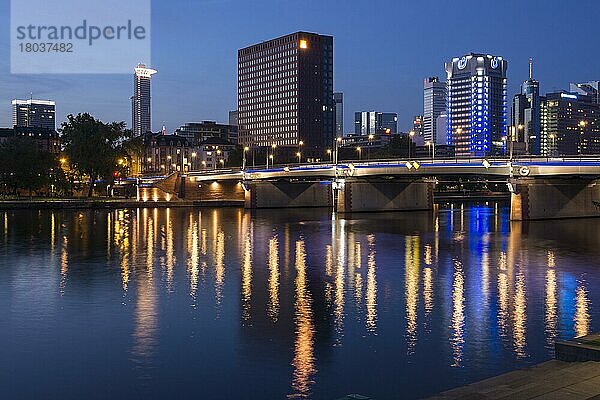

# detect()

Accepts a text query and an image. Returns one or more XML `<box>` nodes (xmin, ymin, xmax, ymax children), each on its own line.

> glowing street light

<box><xmin>356</xmin><ymin>146</ymin><xmax>362</xmax><ymax>161</ymax></box>
<box><xmin>242</xmin><ymin>146</ymin><xmax>250</xmax><ymax>170</ymax></box>
<box><xmin>408</xmin><ymin>130</ymin><xmax>415</xmax><ymax>159</ymax></box>
<box><xmin>326</xmin><ymin>148</ymin><xmax>332</xmax><ymax>162</ymax></box>
<box><xmin>296</xmin><ymin>152</ymin><xmax>302</xmax><ymax>163</ymax></box>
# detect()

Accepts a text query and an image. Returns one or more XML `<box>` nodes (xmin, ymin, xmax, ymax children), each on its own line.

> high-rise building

<box><xmin>541</xmin><ymin>91</ymin><xmax>600</xmax><ymax>155</ymax></box>
<box><xmin>333</xmin><ymin>92</ymin><xmax>344</xmax><ymax>137</ymax></box>
<box><xmin>238</xmin><ymin>32</ymin><xmax>334</xmax><ymax>157</ymax></box>
<box><xmin>355</xmin><ymin>111</ymin><xmax>397</xmax><ymax>135</ymax></box>
<box><xmin>11</xmin><ymin>99</ymin><xmax>56</xmax><ymax>129</ymax></box>
<box><xmin>423</xmin><ymin>77</ymin><xmax>446</xmax><ymax>144</ymax></box>
<box><xmin>228</xmin><ymin>110</ymin><xmax>238</xmax><ymax>127</ymax></box>
<box><xmin>512</xmin><ymin>59</ymin><xmax>542</xmax><ymax>154</ymax></box>
<box><xmin>570</xmin><ymin>81</ymin><xmax>600</xmax><ymax>104</ymax></box>
<box><xmin>435</xmin><ymin>114</ymin><xmax>448</xmax><ymax>145</ymax></box>
<box><xmin>131</xmin><ymin>63</ymin><xmax>157</xmax><ymax>136</ymax></box>
<box><xmin>413</xmin><ymin>115</ymin><xmax>424</xmax><ymax>136</ymax></box>
<box><xmin>445</xmin><ymin>53</ymin><xmax>508</xmax><ymax>157</ymax></box>
<box><xmin>174</xmin><ymin>121</ymin><xmax>238</xmax><ymax>146</ymax></box>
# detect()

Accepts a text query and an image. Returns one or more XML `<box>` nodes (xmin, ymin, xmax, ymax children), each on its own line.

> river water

<box><xmin>1</xmin><ymin>204</ymin><xmax>599</xmax><ymax>399</ymax></box>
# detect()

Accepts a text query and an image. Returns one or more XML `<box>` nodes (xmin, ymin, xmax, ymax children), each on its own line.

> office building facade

<box><xmin>334</xmin><ymin>92</ymin><xmax>344</xmax><ymax>137</ymax></box>
<box><xmin>355</xmin><ymin>111</ymin><xmax>398</xmax><ymax>135</ymax></box>
<box><xmin>512</xmin><ymin>59</ymin><xmax>542</xmax><ymax>154</ymax></box>
<box><xmin>238</xmin><ymin>32</ymin><xmax>334</xmax><ymax>157</ymax></box>
<box><xmin>570</xmin><ymin>81</ymin><xmax>600</xmax><ymax>104</ymax></box>
<box><xmin>11</xmin><ymin>99</ymin><xmax>56</xmax><ymax>129</ymax></box>
<box><xmin>445</xmin><ymin>53</ymin><xmax>508</xmax><ymax>157</ymax></box>
<box><xmin>228</xmin><ymin>110</ymin><xmax>238</xmax><ymax>127</ymax></box>
<box><xmin>174</xmin><ymin>121</ymin><xmax>238</xmax><ymax>146</ymax></box>
<box><xmin>132</xmin><ymin>64</ymin><xmax>157</xmax><ymax>136</ymax></box>
<box><xmin>413</xmin><ymin>115</ymin><xmax>424</xmax><ymax>136</ymax></box>
<box><xmin>423</xmin><ymin>77</ymin><xmax>446</xmax><ymax>144</ymax></box>
<box><xmin>541</xmin><ymin>91</ymin><xmax>600</xmax><ymax>155</ymax></box>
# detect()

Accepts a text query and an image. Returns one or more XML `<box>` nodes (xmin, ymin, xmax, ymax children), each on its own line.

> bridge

<box><xmin>143</xmin><ymin>157</ymin><xmax>600</xmax><ymax>221</ymax></box>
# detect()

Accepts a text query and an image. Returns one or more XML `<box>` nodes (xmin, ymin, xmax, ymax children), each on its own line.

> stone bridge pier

<box><xmin>243</xmin><ymin>180</ymin><xmax>333</xmax><ymax>209</ymax></box>
<box><xmin>510</xmin><ymin>177</ymin><xmax>600</xmax><ymax>220</ymax></box>
<box><xmin>335</xmin><ymin>177</ymin><xmax>434</xmax><ymax>213</ymax></box>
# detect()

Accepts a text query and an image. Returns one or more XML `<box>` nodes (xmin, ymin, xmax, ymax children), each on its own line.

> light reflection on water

<box><xmin>1</xmin><ymin>204</ymin><xmax>599</xmax><ymax>399</ymax></box>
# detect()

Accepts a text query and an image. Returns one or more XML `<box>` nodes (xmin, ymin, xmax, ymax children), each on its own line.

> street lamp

<box><xmin>334</xmin><ymin>136</ymin><xmax>342</xmax><ymax>166</ymax></box>
<box><xmin>298</xmin><ymin>140</ymin><xmax>304</xmax><ymax>162</ymax></box>
<box><xmin>219</xmin><ymin>159</ymin><xmax>225</xmax><ymax>168</ymax></box>
<box><xmin>408</xmin><ymin>130</ymin><xmax>415</xmax><ymax>159</ymax></box>
<box><xmin>202</xmin><ymin>160</ymin><xmax>207</xmax><ymax>169</ymax></box>
<box><xmin>243</xmin><ymin>146</ymin><xmax>250</xmax><ymax>170</ymax></box>
<box><xmin>271</xmin><ymin>143</ymin><xmax>277</xmax><ymax>166</ymax></box>
<box><xmin>326</xmin><ymin>148</ymin><xmax>332</xmax><ymax>162</ymax></box>
<box><xmin>356</xmin><ymin>146</ymin><xmax>362</xmax><ymax>161</ymax></box>
<box><xmin>368</xmin><ymin>134</ymin><xmax>374</xmax><ymax>160</ymax></box>
<box><xmin>296</xmin><ymin>152</ymin><xmax>302</xmax><ymax>163</ymax></box>
<box><xmin>425</xmin><ymin>140</ymin><xmax>435</xmax><ymax>161</ymax></box>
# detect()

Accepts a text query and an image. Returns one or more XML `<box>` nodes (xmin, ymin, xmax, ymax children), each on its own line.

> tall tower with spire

<box><xmin>512</xmin><ymin>58</ymin><xmax>542</xmax><ymax>155</ymax></box>
<box><xmin>131</xmin><ymin>63</ymin><xmax>157</xmax><ymax>136</ymax></box>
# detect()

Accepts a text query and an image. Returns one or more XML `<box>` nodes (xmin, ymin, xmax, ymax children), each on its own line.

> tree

<box><xmin>0</xmin><ymin>138</ymin><xmax>57</xmax><ymax>196</ymax></box>
<box><xmin>60</xmin><ymin>113</ymin><xmax>129</xmax><ymax>197</ymax></box>
<box><xmin>120</xmin><ymin>133</ymin><xmax>144</xmax><ymax>175</ymax></box>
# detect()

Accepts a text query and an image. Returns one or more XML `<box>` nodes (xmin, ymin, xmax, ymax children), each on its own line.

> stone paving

<box><xmin>426</xmin><ymin>360</ymin><xmax>600</xmax><ymax>400</ymax></box>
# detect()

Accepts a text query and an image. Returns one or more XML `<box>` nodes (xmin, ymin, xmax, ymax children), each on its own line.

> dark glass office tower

<box><xmin>238</xmin><ymin>32</ymin><xmax>334</xmax><ymax>158</ymax></box>
<box><xmin>334</xmin><ymin>92</ymin><xmax>344</xmax><ymax>137</ymax></box>
<box><xmin>512</xmin><ymin>59</ymin><xmax>542</xmax><ymax>155</ymax></box>
<box><xmin>445</xmin><ymin>53</ymin><xmax>508</xmax><ymax>157</ymax></box>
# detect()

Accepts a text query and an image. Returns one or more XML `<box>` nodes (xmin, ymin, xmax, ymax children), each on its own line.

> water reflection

<box><xmin>575</xmin><ymin>279</ymin><xmax>590</xmax><ymax>338</ymax></box>
<box><xmin>1</xmin><ymin>204</ymin><xmax>598</xmax><ymax>400</ymax></box>
<box><xmin>290</xmin><ymin>240</ymin><xmax>316</xmax><ymax>399</ymax></box>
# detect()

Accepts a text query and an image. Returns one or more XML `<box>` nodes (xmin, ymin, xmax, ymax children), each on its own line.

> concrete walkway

<box><xmin>426</xmin><ymin>360</ymin><xmax>600</xmax><ymax>400</ymax></box>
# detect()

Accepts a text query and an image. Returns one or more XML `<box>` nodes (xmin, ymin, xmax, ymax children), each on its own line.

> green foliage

<box><xmin>0</xmin><ymin>137</ymin><xmax>59</xmax><ymax>196</ymax></box>
<box><xmin>60</xmin><ymin>113</ymin><xmax>129</xmax><ymax>196</ymax></box>
<box><xmin>226</xmin><ymin>145</ymin><xmax>244</xmax><ymax>167</ymax></box>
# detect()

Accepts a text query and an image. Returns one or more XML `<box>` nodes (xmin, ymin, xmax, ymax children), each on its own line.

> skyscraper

<box><xmin>413</xmin><ymin>115</ymin><xmax>424</xmax><ymax>136</ymax></box>
<box><xmin>541</xmin><ymin>91</ymin><xmax>600</xmax><ymax>155</ymax></box>
<box><xmin>228</xmin><ymin>110</ymin><xmax>238</xmax><ymax>127</ymax></box>
<box><xmin>131</xmin><ymin>63</ymin><xmax>157</xmax><ymax>136</ymax></box>
<box><xmin>445</xmin><ymin>53</ymin><xmax>508</xmax><ymax>157</ymax></box>
<box><xmin>512</xmin><ymin>59</ymin><xmax>542</xmax><ymax>154</ymax></box>
<box><xmin>11</xmin><ymin>99</ymin><xmax>56</xmax><ymax>129</ymax></box>
<box><xmin>423</xmin><ymin>77</ymin><xmax>446</xmax><ymax>144</ymax></box>
<box><xmin>238</xmin><ymin>32</ymin><xmax>334</xmax><ymax>157</ymax></box>
<box><xmin>570</xmin><ymin>81</ymin><xmax>600</xmax><ymax>104</ymax></box>
<box><xmin>355</xmin><ymin>111</ymin><xmax>397</xmax><ymax>135</ymax></box>
<box><xmin>333</xmin><ymin>92</ymin><xmax>344</xmax><ymax>137</ymax></box>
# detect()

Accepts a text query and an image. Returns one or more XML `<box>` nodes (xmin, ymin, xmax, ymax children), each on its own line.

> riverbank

<box><xmin>426</xmin><ymin>334</ymin><xmax>600</xmax><ymax>399</ymax></box>
<box><xmin>0</xmin><ymin>198</ymin><xmax>244</xmax><ymax>209</ymax></box>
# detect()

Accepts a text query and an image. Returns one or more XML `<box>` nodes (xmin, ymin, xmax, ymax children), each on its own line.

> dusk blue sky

<box><xmin>1</xmin><ymin>0</ymin><xmax>598</xmax><ymax>133</ymax></box>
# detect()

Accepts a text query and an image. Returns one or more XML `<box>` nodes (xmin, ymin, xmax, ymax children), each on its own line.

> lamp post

<box><xmin>356</xmin><ymin>146</ymin><xmax>362</xmax><ymax>161</ymax></box>
<box><xmin>191</xmin><ymin>152</ymin><xmax>197</xmax><ymax>171</ymax></box>
<box><xmin>367</xmin><ymin>134</ymin><xmax>374</xmax><ymax>160</ymax></box>
<box><xmin>334</xmin><ymin>137</ymin><xmax>342</xmax><ymax>166</ymax></box>
<box><xmin>298</xmin><ymin>140</ymin><xmax>304</xmax><ymax>163</ymax></box>
<box><xmin>242</xmin><ymin>146</ymin><xmax>249</xmax><ymax>171</ymax></box>
<box><xmin>202</xmin><ymin>161</ymin><xmax>207</xmax><ymax>170</ymax></box>
<box><xmin>271</xmin><ymin>143</ymin><xmax>277</xmax><ymax>166</ymax></box>
<box><xmin>408</xmin><ymin>130</ymin><xmax>415</xmax><ymax>159</ymax></box>
<box><xmin>426</xmin><ymin>141</ymin><xmax>435</xmax><ymax>162</ymax></box>
<box><xmin>326</xmin><ymin>149</ymin><xmax>332</xmax><ymax>162</ymax></box>
<box><xmin>296</xmin><ymin>152</ymin><xmax>301</xmax><ymax>164</ymax></box>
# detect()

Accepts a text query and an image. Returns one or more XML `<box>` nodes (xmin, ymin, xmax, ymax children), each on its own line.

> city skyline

<box><xmin>0</xmin><ymin>0</ymin><xmax>598</xmax><ymax>134</ymax></box>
